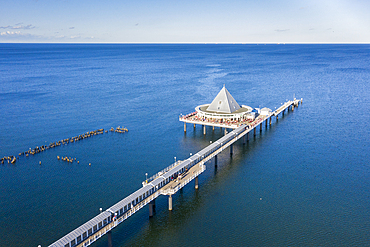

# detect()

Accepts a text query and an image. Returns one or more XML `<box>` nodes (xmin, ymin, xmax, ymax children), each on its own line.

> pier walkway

<box><xmin>48</xmin><ymin>98</ymin><xmax>301</xmax><ymax>247</ymax></box>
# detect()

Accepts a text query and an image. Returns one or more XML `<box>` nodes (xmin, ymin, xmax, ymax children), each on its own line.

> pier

<box><xmin>48</xmin><ymin>97</ymin><xmax>301</xmax><ymax>247</ymax></box>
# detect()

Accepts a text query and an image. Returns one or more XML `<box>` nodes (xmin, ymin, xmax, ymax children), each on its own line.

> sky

<box><xmin>0</xmin><ymin>0</ymin><xmax>369</xmax><ymax>43</ymax></box>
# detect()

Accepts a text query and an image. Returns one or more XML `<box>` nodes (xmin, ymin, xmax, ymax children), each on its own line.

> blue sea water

<box><xmin>0</xmin><ymin>44</ymin><xmax>370</xmax><ymax>247</ymax></box>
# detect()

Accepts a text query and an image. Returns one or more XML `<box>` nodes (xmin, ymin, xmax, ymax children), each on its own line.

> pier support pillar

<box><xmin>269</xmin><ymin>117</ymin><xmax>272</xmax><ymax>125</ymax></box>
<box><xmin>203</xmin><ymin>125</ymin><xmax>206</xmax><ymax>135</ymax></box>
<box><xmin>283</xmin><ymin>110</ymin><xmax>284</xmax><ymax>116</ymax></box>
<box><xmin>194</xmin><ymin>124</ymin><xmax>196</xmax><ymax>128</ymax></box>
<box><xmin>213</xmin><ymin>126</ymin><xmax>215</xmax><ymax>131</ymax></box>
<box><xmin>108</xmin><ymin>231</ymin><xmax>113</xmax><ymax>247</ymax></box>
<box><xmin>195</xmin><ymin>177</ymin><xmax>199</xmax><ymax>190</ymax></box>
<box><xmin>254</xmin><ymin>127</ymin><xmax>256</xmax><ymax>136</ymax></box>
<box><xmin>224</xmin><ymin>128</ymin><xmax>227</xmax><ymax>135</ymax></box>
<box><xmin>230</xmin><ymin>144</ymin><xmax>233</xmax><ymax>155</ymax></box>
<box><xmin>168</xmin><ymin>195</ymin><xmax>173</xmax><ymax>211</ymax></box>
<box><xmin>184</xmin><ymin>123</ymin><xmax>186</xmax><ymax>132</ymax></box>
<box><xmin>243</xmin><ymin>135</ymin><xmax>246</xmax><ymax>144</ymax></box>
<box><xmin>149</xmin><ymin>200</ymin><xmax>155</xmax><ymax>217</ymax></box>
<box><xmin>247</xmin><ymin>132</ymin><xmax>249</xmax><ymax>142</ymax></box>
<box><xmin>265</xmin><ymin>119</ymin><xmax>268</xmax><ymax>127</ymax></box>
<box><xmin>215</xmin><ymin>155</ymin><xmax>218</xmax><ymax>166</ymax></box>
<box><xmin>276</xmin><ymin>114</ymin><xmax>278</xmax><ymax>120</ymax></box>
<box><xmin>292</xmin><ymin>105</ymin><xmax>295</xmax><ymax>111</ymax></box>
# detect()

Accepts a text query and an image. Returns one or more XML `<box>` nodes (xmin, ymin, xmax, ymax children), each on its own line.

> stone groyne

<box><xmin>1</xmin><ymin>126</ymin><xmax>128</xmax><ymax>165</ymax></box>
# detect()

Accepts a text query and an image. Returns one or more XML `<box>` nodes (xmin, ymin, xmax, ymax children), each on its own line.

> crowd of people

<box><xmin>180</xmin><ymin>111</ymin><xmax>257</xmax><ymax>127</ymax></box>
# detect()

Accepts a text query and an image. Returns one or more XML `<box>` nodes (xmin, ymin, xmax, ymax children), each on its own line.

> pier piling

<box><xmin>168</xmin><ymin>195</ymin><xmax>173</xmax><ymax>211</ymax></box>
<box><xmin>108</xmin><ymin>231</ymin><xmax>112</xmax><ymax>247</ymax></box>
<box><xmin>195</xmin><ymin>177</ymin><xmax>199</xmax><ymax>190</ymax></box>
<box><xmin>149</xmin><ymin>199</ymin><xmax>156</xmax><ymax>217</ymax></box>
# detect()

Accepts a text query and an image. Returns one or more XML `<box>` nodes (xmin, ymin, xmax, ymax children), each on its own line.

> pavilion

<box><xmin>195</xmin><ymin>85</ymin><xmax>253</xmax><ymax>122</ymax></box>
<box><xmin>180</xmin><ymin>86</ymin><xmax>259</xmax><ymax>133</ymax></box>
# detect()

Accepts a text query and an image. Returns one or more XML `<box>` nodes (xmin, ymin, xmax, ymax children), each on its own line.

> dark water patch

<box><xmin>336</xmin><ymin>67</ymin><xmax>370</xmax><ymax>73</ymax></box>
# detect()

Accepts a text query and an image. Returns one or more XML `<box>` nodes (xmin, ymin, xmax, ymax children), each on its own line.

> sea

<box><xmin>0</xmin><ymin>44</ymin><xmax>369</xmax><ymax>247</ymax></box>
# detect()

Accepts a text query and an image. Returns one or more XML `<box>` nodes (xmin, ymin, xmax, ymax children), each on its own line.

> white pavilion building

<box><xmin>195</xmin><ymin>86</ymin><xmax>253</xmax><ymax>122</ymax></box>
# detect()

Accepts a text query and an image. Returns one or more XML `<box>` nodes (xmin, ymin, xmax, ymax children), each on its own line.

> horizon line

<box><xmin>1</xmin><ymin>42</ymin><xmax>370</xmax><ymax>45</ymax></box>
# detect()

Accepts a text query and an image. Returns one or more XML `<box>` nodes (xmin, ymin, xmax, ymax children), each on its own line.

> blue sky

<box><xmin>1</xmin><ymin>0</ymin><xmax>369</xmax><ymax>43</ymax></box>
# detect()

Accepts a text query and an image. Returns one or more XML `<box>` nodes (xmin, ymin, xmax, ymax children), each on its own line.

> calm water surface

<box><xmin>0</xmin><ymin>44</ymin><xmax>369</xmax><ymax>247</ymax></box>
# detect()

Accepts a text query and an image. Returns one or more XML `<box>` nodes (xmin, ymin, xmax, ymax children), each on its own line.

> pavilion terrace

<box><xmin>179</xmin><ymin>86</ymin><xmax>268</xmax><ymax>132</ymax></box>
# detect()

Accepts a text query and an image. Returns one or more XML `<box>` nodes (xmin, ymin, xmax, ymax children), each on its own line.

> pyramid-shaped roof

<box><xmin>206</xmin><ymin>86</ymin><xmax>241</xmax><ymax>113</ymax></box>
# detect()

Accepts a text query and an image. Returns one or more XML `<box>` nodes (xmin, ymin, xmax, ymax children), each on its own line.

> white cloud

<box><xmin>275</xmin><ymin>29</ymin><xmax>290</xmax><ymax>32</ymax></box>
<box><xmin>0</xmin><ymin>24</ymin><xmax>35</xmax><ymax>30</ymax></box>
<box><xmin>12</xmin><ymin>24</ymin><xmax>35</xmax><ymax>29</ymax></box>
<box><xmin>0</xmin><ymin>25</ymin><xmax>97</xmax><ymax>42</ymax></box>
<box><xmin>0</xmin><ymin>30</ymin><xmax>43</xmax><ymax>41</ymax></box>
<box><xmin>1</xmin><ymin>31</ymin><xmax>22</xmax><ymax>36</ymax></box>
